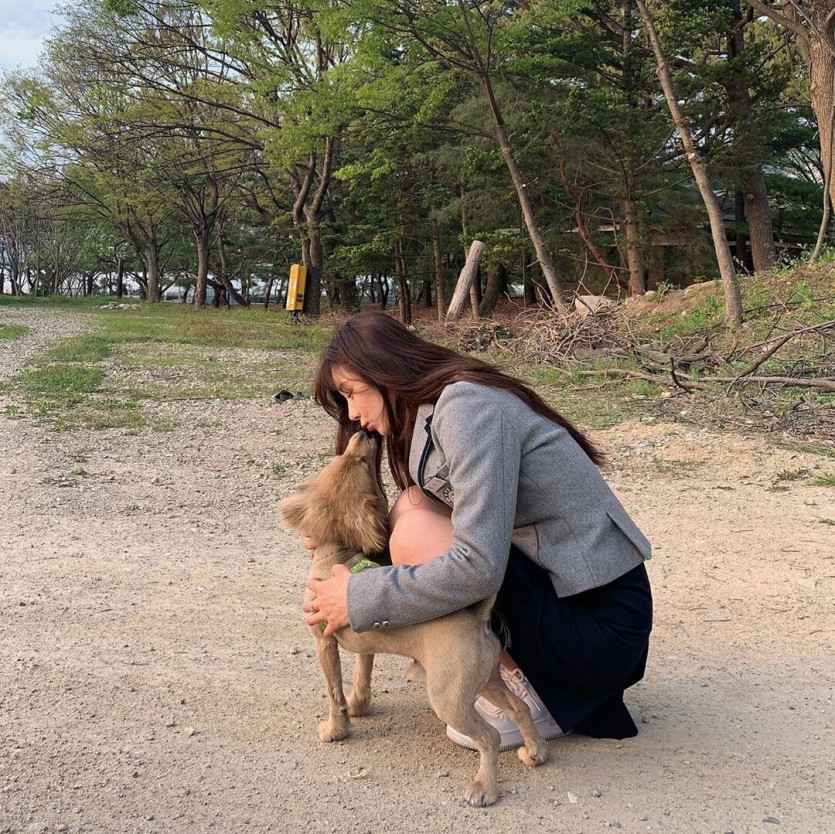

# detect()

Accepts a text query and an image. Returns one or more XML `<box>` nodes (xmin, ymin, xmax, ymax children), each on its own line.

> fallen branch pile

<box><xmin>444</xmin><ymin>309</ymin><xmax>835</xmax><ymax>395</ymax></box>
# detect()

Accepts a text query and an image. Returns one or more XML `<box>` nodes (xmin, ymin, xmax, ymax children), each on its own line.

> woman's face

<box><xmin>331</xmin><ymin>365</ymin><xmax>391</xmax><ymax>437</ymax></box>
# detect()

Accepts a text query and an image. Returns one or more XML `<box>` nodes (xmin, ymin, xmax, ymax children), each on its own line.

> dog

<box><xmin>280</xmin><ymin>430</ymin><xmax>547</xmax><ymax>807</ymax></box>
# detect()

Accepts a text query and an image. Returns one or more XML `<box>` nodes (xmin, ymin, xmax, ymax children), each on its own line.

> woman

<box><xmin>302</xmin><ymin>312</ymin><xmax>652</xmax><ymax>747</ymax></box>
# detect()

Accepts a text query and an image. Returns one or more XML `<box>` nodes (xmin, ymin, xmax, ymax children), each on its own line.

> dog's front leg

<box><xmin>347</xmin><ymin>653</ymin><xmax>374</xmax><ymax>716</ymax></box>
<box><xmin>315</xmin><ymin>635</ymin><xmax>351</xmax><ymax>742</ymax></box>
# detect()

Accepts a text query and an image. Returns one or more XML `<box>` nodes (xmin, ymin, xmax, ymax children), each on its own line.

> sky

<box><xmin>0</xmin><ymin>1</ymin><xmax>66</xmax><ymax>73</ymax></box>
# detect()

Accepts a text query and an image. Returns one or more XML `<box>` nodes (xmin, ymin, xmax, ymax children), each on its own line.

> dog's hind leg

<box><xmin>315</xmin><ymin>636</ymin><xmax>351</xmax><ymax>742</ymax></box>
<box><xmin>427</xmin><ymin>674</ymin><xmax>501</xmax><ymax>807</ymax></box>
<box><xmin>479</xmin><ymin>668</ymin><xmax>548</xmax><ymax>768</ymax></box>
<box><xmin>348</xmin><ymin>653</ymin><xmax>374</xmax><ymax>716</ymax></box>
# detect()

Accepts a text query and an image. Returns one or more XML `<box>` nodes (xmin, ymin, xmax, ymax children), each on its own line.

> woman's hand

<box><xmin>304</xmin><ymin>564</ymin><xmax>351</xmax><ymax>637</ymax></box>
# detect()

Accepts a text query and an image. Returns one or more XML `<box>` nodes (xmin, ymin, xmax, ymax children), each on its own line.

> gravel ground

<box><xmin>1</xmin><ymin>307</ymin><xmax>833</xmax><ymax>834</ymax></box>
<box><xmin>0</xmin><ymin>307</ymin><xmax>91</xmax><ymax>380</ymax></box>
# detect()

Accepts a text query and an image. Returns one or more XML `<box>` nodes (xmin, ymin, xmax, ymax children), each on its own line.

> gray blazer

<box><xmin>347</xmin><ymin>382</ymin><xmax>650</xmax><ymax>632</ymax></box>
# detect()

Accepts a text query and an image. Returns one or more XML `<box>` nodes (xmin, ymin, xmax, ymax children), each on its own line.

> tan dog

<box><xmin>280</xmin><ymin>430</ymin><xmax>547</xmax><ymax>807</ymax></box>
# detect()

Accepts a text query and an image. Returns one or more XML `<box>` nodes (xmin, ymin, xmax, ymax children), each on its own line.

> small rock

<box><xmin>567</xmin><ymin>791</ymin><xmax>579</xmax><ymax>803</ymax></box>
<box><xmin>592</xmin><ymin>787</ymin><xmax>602</xmax><ymax>797</ymax></box>
<box><xmin>437</xmin><ymin>770</ymin><xmax>449</xmax><ymax>778</ymax></box>
<box><xmin>184</xmin><ymin>726</ymin><xmax>196</xmax><ymax>737</ymax></box>
<box><xmin>763</xmin><ymin>817</ymin><xmax>780</xmax><ymax>826</ymax></box>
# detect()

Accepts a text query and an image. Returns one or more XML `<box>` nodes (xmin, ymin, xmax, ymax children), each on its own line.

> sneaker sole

<box><xmin>446</xmin><ymin>724</ymin><xmax>568</xmax><ymax>752</ymax></box>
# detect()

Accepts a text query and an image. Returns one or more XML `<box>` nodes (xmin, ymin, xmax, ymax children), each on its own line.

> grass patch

<box><xmin>811</xmin><ymin>471</ymin><xmax>835</xmax><ymax>487</ymax></box>
<box><xmin>0</xmin><ymin>324</ymin><xmax>29</xmax><ymax>340</ymax></box>
<box><xmin>775</xmin><ymin>468</ymin><xmax>811</xmax><ymax>482</ymax></box>
<box><xmin>18</xmin><ymin>365</ymin><xmax>104</xmax><ymax>398</ymax></box>
<box><xmin>97</xmin><ymin>304</ymin><xmax>332</xmax><ymax>352</ymax></box>
<box><xmin>630</xmin><ymin>378</ymin><xmax>663</xmax><ymax>397</ymax></box>
<box><xmin>4</xmin><ymin>301</ymin><xmax>332</xmax><ymax>430</ymax></box>
<box><xmin>45</xmin><ymin>335</ymin><xmax>112</xmax><ymax>363</ymax></box>
<box><xmin>151</xmin><ymin>416</ymin><xmax>180</xmax><ymax>432</ymax></box>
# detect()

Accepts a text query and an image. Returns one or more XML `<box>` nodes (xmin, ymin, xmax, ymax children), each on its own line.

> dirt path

<box><xmin>1</xmin><ymin>310</ymin><xmax>833</xmax><ymax>834</ymax></box>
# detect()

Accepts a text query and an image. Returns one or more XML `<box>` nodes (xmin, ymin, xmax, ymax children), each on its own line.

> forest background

<box><xmin>1</xmin><ymin>0</ymin><xmax>834</xmax><ymax>321</ymax></box>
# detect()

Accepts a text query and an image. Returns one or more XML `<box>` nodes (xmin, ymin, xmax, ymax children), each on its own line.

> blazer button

<box><xmin>373</xmin><ymin>622</ymin><xmax>382</xmax><ymax>630</ymax></box>
<box><xmin>382</xmin><ymin>621</ymin><xmax>392</xmax><ymax>629</ymax></box>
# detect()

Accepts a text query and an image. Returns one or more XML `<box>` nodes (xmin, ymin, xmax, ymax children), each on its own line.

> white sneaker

<box><xmin>446</xmin><ymin>666</ymin><xmax>566</xmax><ymax>752</ymax></box>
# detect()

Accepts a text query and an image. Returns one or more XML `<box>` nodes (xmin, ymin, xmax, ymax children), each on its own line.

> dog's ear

<box><xmin>350</xmin><ymin>495</ymin><xmax>389</xmax><ymax>555</ymax></box>
<box><xmin>279</xmin><ymin>488</ymin><xmax>310</xmax><ymax>533</ymax></box>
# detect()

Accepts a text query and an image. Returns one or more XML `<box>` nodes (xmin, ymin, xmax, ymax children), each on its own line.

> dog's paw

<box><xmin>318</xmin><ymin>721</ymin><xmax>350</xmax><ymax>743</ymax></box>
<box><xmin>347</xmin><ymin>694</ymin><xmax>370</xmax><ymax>716</ymax></box>
<box><xmin>517</xmin><ymin>743</ymin><xmax>548</xmax><ymax>767</ymax></box>
<box><xmin>464</xmin><ymin>779</ymin><xmax>499</xmax><ymax>807</ymax></box>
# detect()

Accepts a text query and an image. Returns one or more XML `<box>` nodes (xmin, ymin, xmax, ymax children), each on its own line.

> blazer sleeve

<box><xmin>347</xmin><ymin>384</ymin><xmax>521</xmax><ymax>632</ymax></box>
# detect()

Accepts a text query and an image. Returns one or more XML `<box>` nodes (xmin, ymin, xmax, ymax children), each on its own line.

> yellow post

<box><xmin>285</xmin><ymin>264</ymin><xmax>307</xmax><ymax>312</ymax></box>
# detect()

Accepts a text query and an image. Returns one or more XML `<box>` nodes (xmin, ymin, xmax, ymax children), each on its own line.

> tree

<box><xmin>746</xmin><ymin>2</ymin><xmax>835</xmax><ymax>212</ymax></box>
<box><xmin>636</xmin><ymin>0</ymin><xmax>744</xmax><ymax>327</ymax></box>
<box><xmin>342</xmin><ymin>0</ymin><xmax>574</xmax><ymax>308</ymax></box>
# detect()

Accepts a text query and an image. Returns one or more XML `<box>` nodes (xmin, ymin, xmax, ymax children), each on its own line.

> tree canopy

<box><xmin>0</xmin><ymin>0</ymin><xmax>830</xmax><ymax>318</ymax></box>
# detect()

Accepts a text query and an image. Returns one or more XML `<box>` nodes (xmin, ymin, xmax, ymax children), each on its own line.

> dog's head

<box><xmin>280</xmin><ymin>430</ymin><xmax>389</xmax><ymax>555</ymax></box>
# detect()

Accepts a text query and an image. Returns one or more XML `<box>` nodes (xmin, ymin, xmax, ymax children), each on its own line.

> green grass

<box><xmin>18</xmin><ymin>365</ymin><xmax>104</xmax><ymax>397</ymax></box>
<box><xmin>45</xmin><ymin>335</ymin><xmax>112</xmax><ymax>362</ymax></box>
<box><xmin>4</xmin><ymin>300</ymin><xmax>331</xmax><ymax>431</ymax></box>
<box><xmin>811</xmin><ymin>471</ymin><xmax>835</xmax><ymax>487</ymax></box>
<box><xmin>0</xmin><ymin>324</ymin><xmax>29</xmax><ymax>340</ymax></box>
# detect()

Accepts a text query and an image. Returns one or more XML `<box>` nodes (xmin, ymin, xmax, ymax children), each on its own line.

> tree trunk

<box><xmin>376</xmin><ymin>273</ymin><xmax>389</xmax><ymax>309</ymax></box>
<box><xmin>193</xmin><ymin>224</ymin><xmax>211</xmax><ymax>308</ymax></box>
<box><xmin>116</xmin><ymin>256</ymin><xmax>124</xmax><ymax>299</ymax></box>
<box><xmin>215</xmin><ymin>218</ymin><xmax>250</xmax><ymax>307</ymax></box>
<box><xmin>422</xmin><ymin>277</ymin><xmax>433</xmax><ymax>308</ymax></box>
<box><xmin>729</xmin><ymin>0</ymin><xmax>775</xmax><ymax>271</ymax></box>
<box><xmin>637</xmin><ymin>0</ymin><xmax>743</xmax><ymax>327</ymax></box>
<box><xmin>481</xmin><ymin>82</ymin><xmax>568</xmax><ymax>309</ymax></box>
<box><xmin>735</xmin><ymin>190</ymin><xmax>748</xmax><ymax>266</ymax></box>
<box><xmin>746</xmin><ymin>1</ymin><xmax>835</xmax><ymax>210</ymax></box>
<box><xmin>430</xmin><ymin>218</ymin><xmax>446</xmax><ymax>320</ymax></box>
<box><xmin>622</xmin><ymin>196</ymin><xmax>646</xmax><ymax>294</ymax></box>
<box><xmin>479</xmin><ymin>262</ymin><xmax>501</xmax><ymax>317</ymax></box>
<box><xmin>394</xmin><ymin>240</ymin><xmax>412</xmax><ymax>324</ymax></box>
<box><xmin>809</xmin><ymin>37</ymin><xmax>835</xmax><ymax>213</ymax></box>
<box><xmin>469</xmin><ymin>269</ymin><xmax>482</xmax><ymax>318</ymax></box>
<box><xmin>144</xmin><ymin>243</ymin><xmax>161</xmax><ymax>303</ymax></box>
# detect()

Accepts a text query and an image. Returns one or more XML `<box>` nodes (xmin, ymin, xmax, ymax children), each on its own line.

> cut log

<box><xmin>446</xmin><ymin>240</ymin><xmax>486</xmax><ymax>322</ymax></box>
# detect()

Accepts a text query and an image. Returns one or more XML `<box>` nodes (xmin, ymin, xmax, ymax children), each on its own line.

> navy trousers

<box><xmin>493</xmin><ymin>547</ymin><xmax>652</xmax><ymax>739</ymax></box>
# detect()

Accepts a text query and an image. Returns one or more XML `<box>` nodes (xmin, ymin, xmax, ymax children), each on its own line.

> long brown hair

<box><xmin>314</xmin><ymin>312</ymin><xmax>602</xmax><ymax>490</ymax></box>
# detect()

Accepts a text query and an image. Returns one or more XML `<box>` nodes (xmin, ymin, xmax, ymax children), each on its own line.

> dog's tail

<box><xmin>470</xmin><ymin>593</ymin><xmax>498</xmax><ymax>630</ymax></box>
<box><xmin>470</xmin><ymin>594</ymin><xmax>515</xmax><ymax>650</ymax></box>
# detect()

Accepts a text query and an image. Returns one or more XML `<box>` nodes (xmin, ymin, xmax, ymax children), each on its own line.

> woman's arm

<box><xmin>347</xmin><ymin>383</ymin><xmax>523</xmax><ymax>631</ymax></box>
